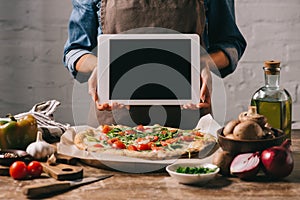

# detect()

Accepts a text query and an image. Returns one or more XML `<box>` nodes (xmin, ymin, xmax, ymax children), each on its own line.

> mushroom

<box><xmin>233</xmin><ymin>120</ymin><xmax>264</xmax><ymax>140</ymax></box>
<box><xmin>223</xmin><ymin>120</ymin><xmax>240</xmax><ymax>136</ymax></box>
<box><xmin>213</xmin><ymin>150</ymin><xmax>235</xmax><ymax>176</ymax></box>
<box><xmin>238</xmin><ymin>106</ymin><xmax>267</xmax><ymax>127</ymax></box>
<box><xmin>262</xmin><ymin>126</ymin><xmax>276</xmax><ymax>139</ymax></box>
<box><xmin>225</xmin><ymin>134</ymin><xmax>235</xmax><ymax>140</ymax></box>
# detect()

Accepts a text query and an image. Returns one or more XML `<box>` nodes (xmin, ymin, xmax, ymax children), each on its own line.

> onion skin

<box><xmin>230</xmin><ymin>152</ymin><xmax>260</xmax><ymax>180</ymax></box>
<box><xmin>261</xmin><ymin>139</ymin><xmax>294</xmax><ymax>179</ymax></box>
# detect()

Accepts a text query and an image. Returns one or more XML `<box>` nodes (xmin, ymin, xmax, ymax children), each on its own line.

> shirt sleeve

<box><xmin>63</xmin><ymin>0</ymin><xmax>100</xmax><ymax>78</ymax></box>
<box><xmin>205</xmin><ymin>0</ymin><xmax>247</xmax><ymax>78</ymax></box>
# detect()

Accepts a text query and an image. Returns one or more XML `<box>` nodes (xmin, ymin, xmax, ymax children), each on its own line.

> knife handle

<box><xmin>23</xmin><ymin>181</ymin><xmax>71</xmax><ymax>197</ymax></box>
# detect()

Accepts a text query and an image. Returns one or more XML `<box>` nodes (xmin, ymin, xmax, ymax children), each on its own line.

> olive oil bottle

<box><xmin>251</xmin><ymin>61</ymin><xmax>292</xmax><ymax>138</ymax></box>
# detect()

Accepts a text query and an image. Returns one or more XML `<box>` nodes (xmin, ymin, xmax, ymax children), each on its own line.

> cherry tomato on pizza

<box><xmin>136</xmin><ymin>125</ymin><xmax>145</xmax><ymax>131</ymax></box>
<box><xmin>137</xmin><ymin>143</ymin><xmax>151</xmax><ymax>151</ymax></box>
<box><xmin>127</xmin><ymin>145</ymin><xmax>138</xmax><ymax>151</ymax></box>
<box><xmin>102</xmin><ymin>125</ymin><xmax>111</xmax><ymax>134</ymax></box>
<box><xmin>107</xmin><ymin>138</ymin><xmax>119</xmax><ymax>145</ymax></box>
<box><xmin>112</xmin><ymin>141</ymin><xmax>126</xmax><ymax>149</ymax></box>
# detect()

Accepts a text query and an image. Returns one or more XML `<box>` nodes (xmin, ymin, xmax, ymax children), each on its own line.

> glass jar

<box><xmin>251</xmin><ymin>60</ymin><xmax>292</xmax><ymax>138</ymax></box>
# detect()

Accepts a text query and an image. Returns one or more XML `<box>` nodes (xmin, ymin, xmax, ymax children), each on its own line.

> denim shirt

<box><xmin>63</xmin><ymin>0</ymin><xmax>246</xmax><ymax>79</ymax></box>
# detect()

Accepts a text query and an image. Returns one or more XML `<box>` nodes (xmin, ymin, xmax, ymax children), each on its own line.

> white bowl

<box><xmin>166</xmin><ymin>163</ymin><xmax>219</xmax><ymax>185</ymax></box>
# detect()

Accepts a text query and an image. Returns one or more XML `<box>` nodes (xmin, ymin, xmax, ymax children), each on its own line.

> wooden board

<box><xmin>0</xmin><ymin>165</ymin><xmax>9</xmax><ymax>176</ymax></box>
<box><xmin>41</xmin><ymin>162</ymin><xmax>83</xmax><ymax>180</ymax></box>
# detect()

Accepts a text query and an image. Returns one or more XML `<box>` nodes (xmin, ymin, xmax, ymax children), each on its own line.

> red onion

<box><xmin>261</xmin><ymin>139</ymin><xmax>294</xmax><ymax>179</ymax></box>
<box><xmin>230</xmin><ymin>152</ymin><xmax>260</xmax><ymax>180</ymax></box>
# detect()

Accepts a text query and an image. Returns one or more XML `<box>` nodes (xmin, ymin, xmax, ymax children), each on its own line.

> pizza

<box><xmin>74</xmin><ymin>124</ymin><xmax>217</xmax><ymax>160</ymax></box>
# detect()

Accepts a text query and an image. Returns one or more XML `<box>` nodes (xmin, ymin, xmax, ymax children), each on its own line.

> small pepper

<box><xmin>0</xmin><ymin>114</ymin><xmax>38</xmax><ymax>150</ymax></box>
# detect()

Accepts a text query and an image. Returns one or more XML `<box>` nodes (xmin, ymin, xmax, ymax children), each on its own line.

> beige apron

<box><xmin>90</xmin><ymin>0</ymin><xmax>211</xmax><ymax>129</ymax></box>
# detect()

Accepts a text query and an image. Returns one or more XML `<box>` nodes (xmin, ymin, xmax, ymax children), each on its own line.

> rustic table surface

<box><xmin>1</xmin><ymin>130</ymin><xmax>300</xmax><ymax>200</ymax></box>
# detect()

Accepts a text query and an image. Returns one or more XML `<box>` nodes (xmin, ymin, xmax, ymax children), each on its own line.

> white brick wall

<box><xmin>225</xmin><ymin>0</ymin><xmax>300</xmax><ymax>124</ymax></box>
<box><xmin>0</xmin><ymin>0</ymin><xmax>299</xmax><ymax>126</ymax></box>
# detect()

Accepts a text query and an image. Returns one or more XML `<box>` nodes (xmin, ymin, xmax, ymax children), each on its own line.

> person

<box><xmin>63</xmin><ymin>0</ymin><xmax>246</xmax><ymax>128</ymax></box>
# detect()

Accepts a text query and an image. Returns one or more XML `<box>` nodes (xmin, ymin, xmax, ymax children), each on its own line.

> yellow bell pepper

<box><xmin>0</xmin><ymin>114</ymin><xmax>38</xmax><ymax>150</ymax></box>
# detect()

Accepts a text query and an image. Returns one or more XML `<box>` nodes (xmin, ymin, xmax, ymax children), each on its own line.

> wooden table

<box><xmin>1</xmin><ymin>130</ymin><xmax>300</xmax><ymax>200</ymax></box>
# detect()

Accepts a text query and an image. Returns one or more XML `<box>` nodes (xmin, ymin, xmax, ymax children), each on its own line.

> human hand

<box><xmin>88</xmin><ymin>67</ymin><xmax>127</xmax><ymax>111</ymax></box>
<box><xmin>182</xmin><ymin>56</ymin><xmax>212</xmax><ymax>110</ymax></box>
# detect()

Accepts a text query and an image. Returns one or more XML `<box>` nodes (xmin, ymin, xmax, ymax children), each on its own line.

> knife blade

<box><xmin>23</xmin><ymin>174</ymin><xmax>113</xmax><ymax>198</ymax></box>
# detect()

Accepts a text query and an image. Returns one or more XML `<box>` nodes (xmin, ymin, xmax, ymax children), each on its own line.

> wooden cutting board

<box><xmin>0</xmin><ymin>165</ymin><xmax>9</xmax><ymax>176</ymax></box>
<box><xmin>41</xmin><ymin>162</ymin><xmax>83</xmax><ymax>180</ymax></box>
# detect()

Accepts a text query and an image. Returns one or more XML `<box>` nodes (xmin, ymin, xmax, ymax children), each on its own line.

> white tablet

<box><xmin>97</xmin><ymin>34</ymin><xmax>200</xmax><ymax>105</ymax></box>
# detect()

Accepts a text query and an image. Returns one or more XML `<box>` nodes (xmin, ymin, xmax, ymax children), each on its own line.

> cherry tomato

<box><xmin>170</xmin><ymin>129</ymin><xmax>178</xmax><ymax>133</ymax></box>
<box><xmin>151</xmin><ymin>146</ymin><xmax>163</xmax><ymax>152</ymax></box>
<box><xmin>137</xmin><ymin>143</ymin><xmax>151</xmax><ymax>151</ymax></box>
<box><xmin>93</xmin><ymin>143</ymin><xmax>104</xmax><ymax>148</ymax></box>
<box><xmin>127</xmin><ymin>145</ymin><xmax>138</xmax><ymax>151</ymax></box>
<box><xmin>112</xmin><ymin>141</ymin><xmax>126</xmax><ymax>149</ymax></box>
<box><xmin>147</xmin><ymin>142</ymin><xmax>156</xmax><ymax>149</ymax></box>
<box><xmin>9</xmin><ymin>161</ymin><xmax>28</xmax><ymax>180</ymax></box>
<box><xmin>194</xmin><ymin>131</ymin><xmax>203</xmax><ymax>137</ymax></box>
<box><xmin>125</xmin><ymin>130</ymin><xmax>136</xmax><ymax>135</ymax></box>
<box><xmin>27</xmin><ymin>161</ymin><xmax>43</xmax><ymax>178</ymax></box>
<box><xmin>161</xmin><ymin>130</ymin><xmax>167</xmax><ymax>135</ymax></box>
<box><xmin>165</xmin><ymin>138</ymin><xmax>178</xmax><ymax>144</ymax></box>
<box><xmin>118</xmin><ymin>131</ymin><xmax>125</xmax><ymax>136</ymax></box>
<box><xmin>160</xmin><ymin>141</ymin><xmax>168</xmax><ymax>146</ymax></box>
<box><xmin>102</xmin><ymin>125</ymin><xmax>111</xmax><ymax>134</ymax></box>
<box><xmin>136</xmin><ymin>125</ymin><xmax>145</xmax><ymax>131</ymax></box>
<box><xmin>136</xmin><ymin>138</ymin><xmax>145</xmax><ymax>143</ymax></box>
<box><xmin>181</xmin><ymin>135</ymin><xmax>194</xmax><ymax>142</ymax></box>
<box><xmin>108</xmin><ymin>138</ymin><xmax>119</xmax><ymax>145</ymax></box>
<box><xmin>151</xmin><ymin>136</ymin><xmax>159</xmax><ymax>142</ymax></box>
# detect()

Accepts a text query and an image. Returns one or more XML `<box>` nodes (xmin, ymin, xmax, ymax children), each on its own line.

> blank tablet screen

<box><xmin>109</xmin><ymin>39</ymin><xmax>191</xmax><ymax>100</ymax></box>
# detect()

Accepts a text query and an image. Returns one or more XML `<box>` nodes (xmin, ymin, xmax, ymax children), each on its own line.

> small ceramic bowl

<box><xmin>217</xmin><ymin>127</ymin><xmax>287</xmax><ymax>154</ymax></box>
<box><xmin>166</xmin><ymin>163</ymin><xmax>219</xmax><ymax>185</ymax></box>
<box><xmin>0</xmin><ymin>149</ymin><xmax>32</xmax><ymax>166</ymax></box>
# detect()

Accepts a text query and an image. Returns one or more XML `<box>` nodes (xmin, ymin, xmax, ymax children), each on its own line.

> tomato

<box><xmin>151</xmin><ymin>146</ymin><xmax>163</xmax><ymax>152</ymax></box>
<box><xmin>161</xmin><ymin>130</ymin><xmax>167</xmax><ymax>135</ymax></box>
<box><xmin>9</xmin><ymin>161</ymin><xmax>28</xmax><ymax>180</ymax></box>
<box><xmin>195</xmin><ymin>131</ymin><xmax>203</xmax><ymax>137</ymax></box>
<box><xmin>181</xmin><ymin>135</ymin><xmax>194</xmax><ymax>142</ymax></box>
<box><xmin>108</xmin><ymin>138</ymin><xmax>119</xmax><ymax>145</ymax></box>
<box><xmin>93</xmin><ymin>143</ymin><xmax>104</xmax><ymax>148</ymax></box>
<box><xmin>118</xmin><ymin>131</ymin><xmax>125</xmax><ymax>136</ymax></box>
<box><xmin>102</xmin><ymin>125</ymin><xmax>111</xmax><ymax>134</ymax></box>
<box><xmin>125</xmin><ymin>130</ymin><xmax>136</xmax><ymax>135</ymax></box>
<box><xmin>147</xmin><ymin>142</ymin><xmax>156</xmax><ymax>149</ymax></box>
<box><xmin>165</xmin><ymin>138</ymin><xmax>178</xmax><ymax>144</ymax></box>
<box><xmin>112</xmin><ymin>141</ymin><xmax>126</xmax><ymax>149</ymax></box>
<box><xmin>151</xmin><ymin>136</ymin><xmax>159</xmax><ymax>142</ymax></box>
<box><xmin>136</xmin><ymin>138</ymin><xmax>145</xmax><ymax>143</ymax></box>
<box><xmin>160</xmin><ymin>141</ymin><xmax>168</xmax><ymax>146</ymax></box>
<box><xmin>136</xmin><ymin>125</ymin><xmax>145</xmax><ymax>131</ymax></box>
<box><xmin>127</xmin><ymin>145</ymin><xmax>138</xmax><ymax>151</ymax></box>
<box><xmin>137</xmin><ymin>143</ymin><xmax>151</xmax><ymax>151</ymax></box>
<box><xmin>27</xmin><ymin>161</ymin><xmax>43</xmax><ymax>178</ymax></box>
<box><xmin>170</xmin><ymin>129</ymin><xmax>178</xmax><ymax>133</ymax></box>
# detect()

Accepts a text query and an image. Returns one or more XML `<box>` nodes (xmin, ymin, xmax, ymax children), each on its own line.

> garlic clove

<box><xmin>26</xmin><ymin>131</ymin><xmax>56</xmax><ymax>160</ymax></box>
<box><xmin>47</xmin><ymin>154</ymin><xmax>57</xmax><ymax>166</ymax></box>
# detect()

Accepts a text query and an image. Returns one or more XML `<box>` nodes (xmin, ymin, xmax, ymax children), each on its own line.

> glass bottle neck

<box><xmin>264</xmin><ymin>73</ymin><xmax>280</xmax><ymax>88</ymax></box>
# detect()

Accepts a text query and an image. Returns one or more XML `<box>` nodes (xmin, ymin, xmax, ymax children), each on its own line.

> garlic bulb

<box><xmin>26</xmin><ymin>131</ymin><xmax>56</xmax><ymax>160</ymax></box>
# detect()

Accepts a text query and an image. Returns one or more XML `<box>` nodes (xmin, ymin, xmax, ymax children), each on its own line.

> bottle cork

<box><xmin>264</xmin><ymin>60</ymin><xmax>280</xmax><ymax>75</ymax></box>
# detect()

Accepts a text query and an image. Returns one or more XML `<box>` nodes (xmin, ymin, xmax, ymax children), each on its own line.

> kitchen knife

<box><xmin>23</xmin><ymin>174</ymin><xmax>113</xmax><ymax>198</ymax></box>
